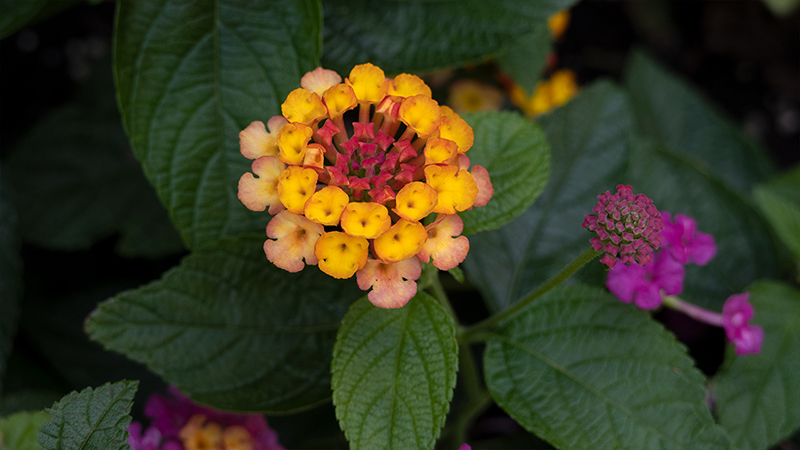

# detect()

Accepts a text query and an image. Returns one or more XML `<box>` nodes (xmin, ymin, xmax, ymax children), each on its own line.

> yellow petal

<box><xmin>340</xmin><ymin>202</ymin><xmax>391</xmax><ymax>239</ymax></box>
<box><xmin>373</xmin><ymin>219</ymin><xmax>427</xmax><ymax>262</ymax></box>
<box><xmin>394</xmin><ymin>181</ymin><xmax>438</xmax><ymax>222</ymax></box>
<box><xmin>315</xmin><ymin>231</ymin><xmax>369</xmax><ymax>279</ymax></box>
<box><xmin>388</xmin><ymin>73</ymin><xmax>432</xmax><ymax>98</ymax></box>
<box><xmin>304</xmin><ymin>186</ymin><xmax>349</xmax><ymax>226</ymax></box>
<box><xmin>399</xmin><ymin>95</ymin><xmax>441</xmax><ymax>138</ymax></box>
<box><xmin>277</xmin><ymin>166</ymin><xmax>318</xmax><ymax>214</ymax></box>
<box><xmin>424</xmin><ymin>165</ymin><xmax>478</xmax><ymax>214</ymax></box>
<box><xmin>323</xmin><ymin>84</ymin><xmax>358</xmax><ymax>118</ymax></box>
<box><xmin>281</xmin><ymin>88</ymin><xmax>327</xmax><ymax>125</ymax></box>
<box><xmin>346</xmin><ymin>63</ymin><xmax>390</xmax><ymax>103</ymax></box>
<box><xmin>437</xmin><ymin>106</ymin><xmax>474</xmax><ymax>153</ymax></box>
<box><xmin>277</xmin><ymin>122</ymin><xmax>314</xmax><ymax>165</ymax></box>
<box><xmin>423</xmin><ymin>137</ymin><xmax>458</xmax><ymax>165</ymax></box>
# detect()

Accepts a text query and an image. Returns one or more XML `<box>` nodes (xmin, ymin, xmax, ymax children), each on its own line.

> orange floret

<box><xmin>180</xmin><ymin>415</ymin><xmax>222</xmax><ymax>450</ymax></box>
<box><xmin>417</xmin><ymin>214</ymin><xmax>469</xmax><ymax>270</ymax></box>
<box><xmin>239</xmin><ymin>116</ymin><xmax>288</xmax><ymax>159</ymax></box>
<box><xmin>301</xmin><ymin>67</ymin><xmax>342</xmax><ymax>96</ymax></box>
<box><xmin>303</xmin><ymin>143</ymin><xmax>325</xmax><ymax>171</ymax></box>
<box><xmin>222</xmin><ymin>426</ymin><xmax>254</xmax><ymax>450</ymax></box>
<box><xmin>388</xmin><ymin>74</ymin><xmax>432</xmax><ymax>99</ymax></box>
<box><xmin>394</xmin><ymin>181</ymin><xmax>438</xmax><ymax>222</ymax></box>
<box><xmin>315</xmin><ymin>231</ymin><xmax>369</xmax><ymax>279</ymax></box>
<box><xmin>277</xmin><ymin>122</ymin><xmax>314</xmax><ymax>165</ymax></box>
<box><xmin>277</xmin><ymin>166</ymin><xmax>318</xmax><ymax>214</ymax></box>
<box><xmin>323</xmin><ymin>84</ymin><xmax>358</xmax><ymax>118</ymax></box>
<box><xmin>548</xmin><ymin>10</ymin><xmax>570</xmax><ymax>40</ymax></box>
<box><xmin>304</xmin><ymin>186</ymin><xmax>349</xmax><ymax>226</ymax></box>
<box><xmin>340</xmin><ymin>202</ymin><xmax>391</xmax><ymax>239</ymax></box>
<box><xmin>424</xmin><ymin>165</ymin><xmax>478</xmax><ymax>214</ymax></box>
<box><xmin>356</xmin><ymin>257</ymin><xmax>422</xmax><ymax>309</ymax></box>
<box><xmin>263</xmin><ymin>211</ymin><xmax>323</xmax><ymax>273</ymax></box>
<box><xmin>373</xmin><ymin>219</ymin><xmax>428</xmax><ymax>262</ymax></box>
<box><xmin>423</xmin><ymin>137</ymin><xmax>458</xmax><ymax>165</ymax></box>
<box><xmin>346</xmin><ymin>63</ymin><xmax>390</xmax><ymax>103</ymax></box>
<box><xmin>237</xmin><ymin>156</ymin><xmax>285</xmax><ymax>214</ymax></box>
<box><xmin>399</xmin><ymin>95</ymin><xmax>442</xmax><ymax>138</ymax></box>
<box><xmin>281</xmin><ymin>88</ymin><xmax>327</xmax><ymax>125</ymax></box>
<box><xmin>437</xmin><ymin>106</ymin><xmax>474</xmax><ymax>153</ymax></box>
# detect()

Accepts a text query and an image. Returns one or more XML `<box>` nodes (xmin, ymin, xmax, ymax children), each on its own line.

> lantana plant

<box><xmin>3</xmin><ymin>2</ymin><xmax>800</xmax><ymax>450</ymax></box>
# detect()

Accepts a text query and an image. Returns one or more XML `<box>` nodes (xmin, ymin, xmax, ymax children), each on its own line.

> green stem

<box><xmin>452</xmin><ymin>340</ymin><xmax>492</xmax><ymax>446</ymax></box>
<box><xmin>422</xmin><ymin>263</ymin><xmax>458</xmax><ymax>320</ymax></box>
<box><xmin>461</xmin><ymin>246</ymin><xmax>602</xmax><ymax>337</ymax></box>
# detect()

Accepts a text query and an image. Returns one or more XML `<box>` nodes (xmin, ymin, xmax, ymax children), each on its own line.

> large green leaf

<box><xmin>713</xmin><ymin>280</ymin><xmax>800</xmax><ymax>450</ymax></box>
<box><xmin>628</xmin><ymin>137</ymin><xmax>777</xmax><ymax>310</ymax></box>
<box><xmin>6</xmin><ymin>99</ymin><xmax>184</xmax><ymax>258</ymax></box>
<box><xmin>496</xmin><ymin>24</ymin><xmax>551</xmax><ymax>96</ymax></box>
<box><xmin>625</xmin><ymin>51</ymin><xmax>773</xmax><ymax>195</ymax></box>
<box><xmin>38</xmin><ymin>381</ymin><xmax>137</xmax><ymax>450</ymax></box>
<box><xmin>0</xmin><ymin>176</ymin><xmax>22</xmax><ymax>394</ymax></box>
<box><xmin>484</xmin><ymin>284</ymin><xmax>731</xmax><ymax>450</ymax></box>
<box><xmin>115</xmin><ymin>0</ymin><xmax>322</xmax><ymax>250</ymax></box>
<box><xmin>459</xmin><ymin>111</ymin><xmax>550</xmax><ymax>236</ymax></box>
<box><xmin>331</xmin><ymin>293</ymin><xmax>458</xmax><ymax>450</ymax></box>
<box><xmin>86</xmin><ymin>236</ymin><xmax>361</xmax><ymax>413</ymax></box>
<box><xmin>753</xmin><ymin>165</ymin><xmax>800</xmax><ymax>260</ymax></box>
<box><xmin>0</xmin><ymin>411</ymin><xmax>47</xmax><ymax>450</ymax></box>
<box><xmin>321</xmin><ymin>0</ymin><xmax>578</xmax><ymax>74</ymax></box>
<box><xmin>463</xmin><ymin>81</ymin><xmax>629</xmax><ymax>311</ymax></box>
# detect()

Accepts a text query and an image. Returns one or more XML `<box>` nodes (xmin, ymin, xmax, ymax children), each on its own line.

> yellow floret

<box><xmin>304</xmin><ymin>186</ymin><xmax>349</xmax><ymax>226</ymax></box>
<box><xmin>389</xmin><ymin>74</ymin><xmax>432</xmax><ymax>98</ymax></box>
<box><xmin>277</xmin><ymin>122</ymin><xmax>314</xmax><ymax>165</ymax></box>
<box><xmin>437</xmin><ymin>106</ymin><xmax>474</xmax><ymax>153</ymax></box>
<box><xmin>346</xmin><ymin>63</ymin><xmax>389</xmax><ymax>103</ymax></box>
<box><xmin>323</xmin><ymin>84</ymin><xmax>358</xmax><ymax>118</ymax></box>
<box><xmin>281</xmin><ymin>88</ymin><xmax>327</xmax><ymax>124</ymax></box>
<box><xmin>315</xmin><ymin>231</ymin><xmax>369</xmax><ymax>279</ymax></box>
<box><xmin>394</xmin><ymin>182</ymin><xmax>438</xmax><ymax>222</ymax></box>
<box><xmin>423</xmin><ymin>137</ymin><xmax>458</xmax><ymax>165</ymax></box>
<box><xmin>340</xmin><ymin>202</ymin><xmax>392</xmax><ymax>239</ymax></box>
<box><xmin>277</xmin><ymin>166</ymin><xmax>318</xmax><ymax>214</ymax></box>
<box><xmin>399</xmin><ymin>95</ymin><xmax>442</xmax><ymax>138</ymax></box>
<box><xmin>424</xmin><ymin>165</ymin><xmax>478</xmax><ymax>214</ymax></box>
<box><xmin>373</xmin><ymin>219</ymin><xmax>428</xmax><ymax>263</ymax></box>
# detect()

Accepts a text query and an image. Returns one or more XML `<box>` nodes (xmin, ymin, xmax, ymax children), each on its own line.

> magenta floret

<box><xmin>583</xmin><ymin>185</ymin><xmax>663</xmax><ymax>268</ymax></box>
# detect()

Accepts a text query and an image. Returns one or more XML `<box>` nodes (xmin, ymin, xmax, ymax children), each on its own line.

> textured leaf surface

<box><xmin>496</xmin><ymin>24</ymin><xmax>551</xmax><ymax>96</ymax></box>
<box><xmin>115</xmin><ymin>0</ymin><xmax>321</xmax><ymax>250</ymax></box>
<box><xmin>321</xmin><ymin>0</ymin><xmax>578</xmax><ymax>74</ymax></box>
<box><xmin>459</xmin><ymin>111</ymin><xmax>550</xmax><ymax>235</ymax></box>
<box><xmin>0</xmin><ymin>177</ymin><xmax>22</xmax><ymax>394</ymax></box>
<box><xmin>6</xmin><ymin>92</ymin><xmax>184</xmax><ymax>258</ymax></box>
<box><xmin>625</xmin><ymin>51</ymin><xmax>772</xmax><ymax>195</ymax></box>
<box><xmin>463</xmin><ymin>81</ymin><xmax>628</xmax><ymax>311</ymax></box>
<box><xmin>38</xmin><ymin>380</ymin><xmax>137</xmax><ymax>450</ymax></box>
<box><xmin>332</xmin><ymin>293</ymin><xmax>458</xmax><ymax>450</ymax></box>
<box><xmin>753</xmin><ymin>165</ymin><xmax>800</xmax><ymax>260</ymax></box>
<box><xmin>87</xmin><ymin>236</ymin><xmax>361</xmax><ymax>413</ymax></box>
<box><xmin>0</xmin><ymin>411</ymin><xmax>47</xmax><ymax>450</ymax></box>
<box><xmin>714</xmin><ymin>280</ymin><xmax>800</xmax><ymax>450</ymax></box>
<box><xmin>628</xmin><ymin>137</ymin><xmax>777</xmax><ymax>310</ymax></box>
<box><xmin>484</xmin><ymin>284</ymin><xmax>731</xmax><ymax>450</ymax></box>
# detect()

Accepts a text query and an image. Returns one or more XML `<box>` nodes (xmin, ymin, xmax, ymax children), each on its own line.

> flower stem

<box><xmin>452</xmin><ymin>340</ymin><xmax>492</xmax><ymax>446</ymax></box>
<box><xmin>662</xmin><ymin>295</ymin><xmax>723</xmax><ymax>326</ymax></box>
<box><xmin>461</xmin><ymin>246</ymin><xmax>602</xmax><ymax>337</ymax></box>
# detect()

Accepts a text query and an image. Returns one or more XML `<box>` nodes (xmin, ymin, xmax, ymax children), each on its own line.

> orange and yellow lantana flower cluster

<box><xmin>237</xmin><ymin>64</ymin><xmax>493</xmax><ymax>309</ymax></box>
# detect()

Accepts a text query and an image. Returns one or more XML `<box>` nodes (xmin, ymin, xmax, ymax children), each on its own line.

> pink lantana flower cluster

<box><xmin>127</xmin><ymin>387</ymin><xmax>284</xmax><ymax>450</ymax></box>
<box><xmin>604</xmin><ymin>210</ymin><xmax>763</xmax><ymax>355</ymax></box>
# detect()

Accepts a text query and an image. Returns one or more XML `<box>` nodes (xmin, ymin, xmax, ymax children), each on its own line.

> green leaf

<box><xmin>38</xmin><ymin>381</ymin><xmax>137</xmax><ymax>450</ymax></box>
<box><xmin>6</xmin><ymin>99</ymin><xmax>184</xmax><ymax>258</ymax></box>
<box><xmin>321</xmin><ymin>0</ymin><xmax>578</xmax><ymax>74</ymax></box>
<box><xmin>115</xmin><ymin>0</ymin><xmax>322</xmax><ymax>250</ymax></box>
<box><xmin>463</xmin><ymin>81</ymin><xmax>629</xmax><ymax>311</ymax></box>
<box><xmin>753</xmin><ymin>165</ymin><xmax>800</xmax><ymax>260</ymax></box>
<box><xmin>0</xmin><ymin>411</ymin><xmax>47</xmax><ymax>450</ymax></box>
<box><xmin>459</xmin><ymin>111</ymin><xmax>550</xmax><ymax>235</ymax></box>
<box><xmin>484</xmin><ymin>284</ymin><xmax>731</xmax><ymax>450</ymax></box>
<box><xmin>331</xmin><ymin>292</ymin><xmax>458</xmax><ymax>450</ymax></box>
<box><xmin>87</xmin><ymin>236</ymin><xmax>361</xmax><ymax>413</ymax></box>
<box><xmin>496</xmin><ymin>24</ymin><xmax>551</xmax><ymax>96</ymax></box>
<box><xmin>628</xmin><ymin>136</ymin><xmax>777</xmax><ymax>310</ymax></box>
<box><xmin>625</xmin><ymin>51</ymin><xmax>773</xmax><ymax>195</ymax></box>
<box><xmin>0</xmin><ymin>176</ymin><xmax>22</xmax><ymax>393</ymax></box>
<box><xmin>0</xmin><ymin>0</ymin><xmax>47</xmax><ymax>39</ymax></box>
<box><xmin>714</xmin><ymin>280</ymin><xmax>800</xmax><ymax>450</ymax></box>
